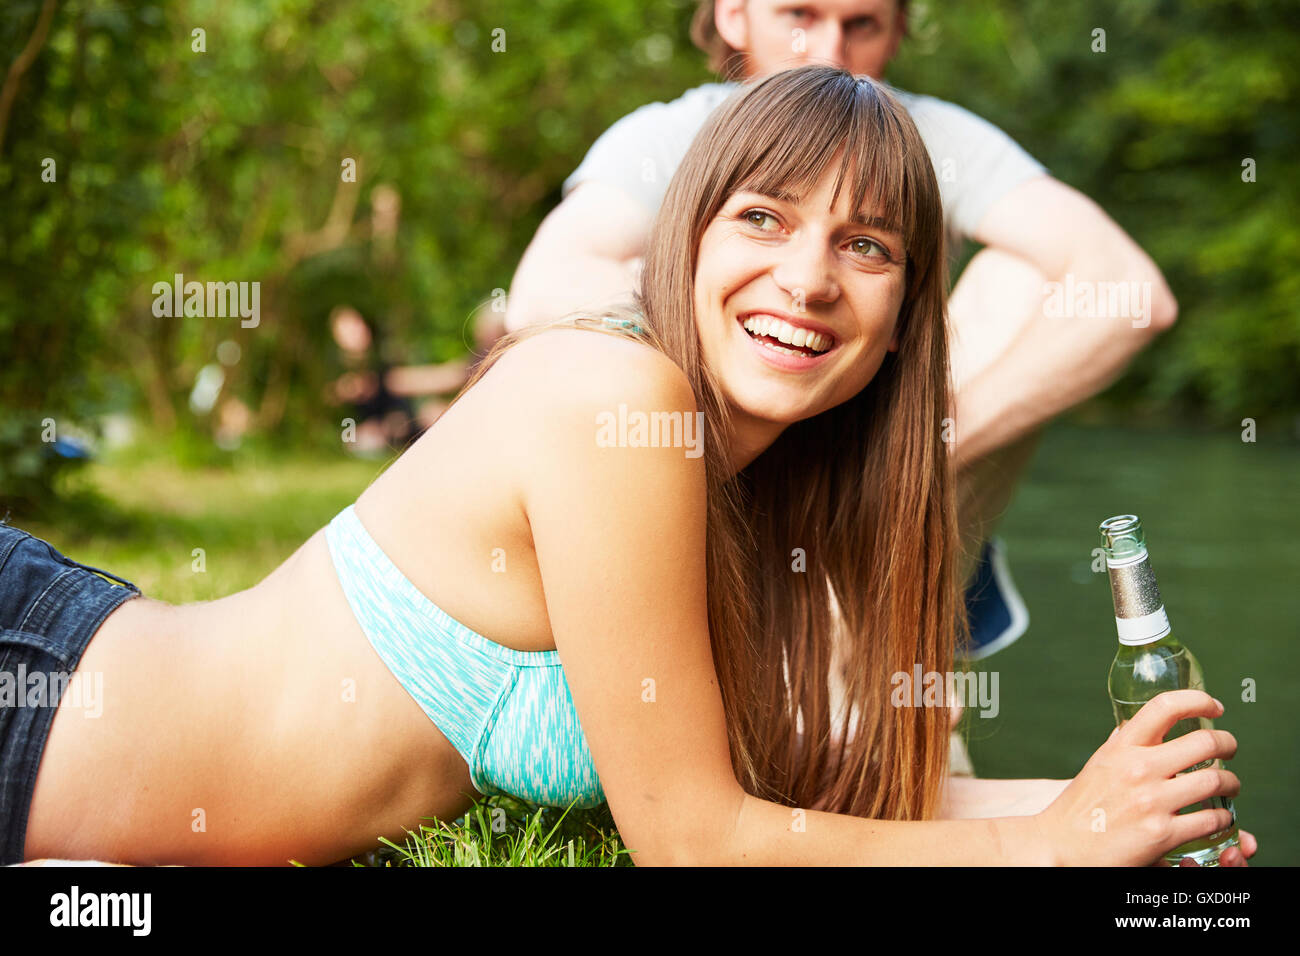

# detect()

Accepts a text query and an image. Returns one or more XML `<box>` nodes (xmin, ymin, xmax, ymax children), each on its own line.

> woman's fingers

<box><xmin>1154</xmin><ymin>822</ymin><xmax>1252</xmax><ymax>867</ymax></box>
<box><xmin>1216</xmin><ymin>845</ymin><xmax>1248</xmax><ymax>867</ymax></box>
<box><xmin>1167</xmin><ymin>807</ymin><xmax>1237</xmax><ymax>856</ymax></box>
<box><xmin>1182</xmin><ymin>844</ymin><xmax>1249</xmax><ymax>867</ymax></box>
<box><xmin>1162</xmin><ymin>765</ymin><xmax>1241</xmax><ymax>810</ymax></box>
<box><xmin>1121</xmin><ymin>690</ymin><xmax>1222</xmax><ymax>746</ymax></box>
<box><xmin>1239</xmin><ymin>828</ymin><xmax>1257</xmax><ymax>858</ymax></box>
<box><xmin>1154</xmin><ymin>728</ymin><xmax>1237</xmax><ymax>777</ymax></box>
<box><xmin>1154</xmin><ymin>728</ymin><xmax>1232</xmax><ymax>780</ymax></box>
<box><xmin>1218</xmin><ymin>829</ymin><xmax>1257</xmax><ymax>866</ymax></box>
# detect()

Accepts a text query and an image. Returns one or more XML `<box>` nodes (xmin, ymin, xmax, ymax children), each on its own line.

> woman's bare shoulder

<box><xmin>472</xmin><ymin>327</ymin><xmax>704</xmax><ymax>493</ymax></box>
<box><xmin>487</xmin><ymin>326</ymin><xmax>695</xmax><ymax>411</ymax></box>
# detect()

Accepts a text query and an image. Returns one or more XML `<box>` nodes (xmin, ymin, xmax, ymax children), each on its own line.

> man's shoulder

<box><xmin>888</xmin><ymin>84</ymin><xmax>1047</xmax><ymax>240</ymax></box>
<box><xmin>562</xmin><ymin>81</ymin><xmax>740</xmax><ymax>206</ymax></box>
<box><xmin>891</xmin><ymin>86</ymin><xmax>1002</xmax><ymax>137</ymax></box>
<box><xmin>673</xmin><ymin>80</ymin><xmax>739</xmax><ymax>111</ymax></box>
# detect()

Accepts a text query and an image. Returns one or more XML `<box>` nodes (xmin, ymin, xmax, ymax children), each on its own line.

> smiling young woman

<box><xmin>4</xmin><ymin>66</ymin><xmax>1244</xmax><ymax>867</ymax></box>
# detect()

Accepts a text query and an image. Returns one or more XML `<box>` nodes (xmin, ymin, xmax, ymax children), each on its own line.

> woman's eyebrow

<box><xmin>848</xmin><ymin>213</ymin><xmax>903</xmax><ymax>235</ymax></box>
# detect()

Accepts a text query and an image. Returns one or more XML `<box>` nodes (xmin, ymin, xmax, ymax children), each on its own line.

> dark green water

<box><xmin>962</xmin><ymin>420</ymin><xmax>1299</xmax><ymax>866</ymax></box>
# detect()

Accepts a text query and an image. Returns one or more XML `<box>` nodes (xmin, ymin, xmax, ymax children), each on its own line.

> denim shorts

<box><xmin>0</xmin><ymin>521</ymin><xmax>140</xmax><ymax>865</ymax></box>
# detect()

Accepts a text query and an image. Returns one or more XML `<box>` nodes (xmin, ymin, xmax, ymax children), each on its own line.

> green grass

<box><xmin>14</xmin><ymin>443</ymin><xmax>630</xmax><ymax>867</ymax></box>
<box><xmin>338</xmin><ymin>796</ymin><xmax>633</xmax><ymax>867</ymax></box>
<box><xmin>20</xmin><ymin>445</ymin><xmax>386</xmax><ymax>601</ymax></box>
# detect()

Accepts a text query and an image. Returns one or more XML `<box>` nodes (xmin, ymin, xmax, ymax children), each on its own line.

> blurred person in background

<box><xmin>328</xmin><ymin>305</ymin><xmax>468</xmax><ymax>457</ymax></box>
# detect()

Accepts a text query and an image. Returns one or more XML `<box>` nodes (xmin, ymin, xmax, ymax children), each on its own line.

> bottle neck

<box><xmin>1107</xmin><ymin>547</ymin><xmax>1172</xmax><ymax>646</ymax></box>
<box><xmin>1113</xmin><ymin>632</ymin><xmax>1185</xmax><ymax>660</ymax></box>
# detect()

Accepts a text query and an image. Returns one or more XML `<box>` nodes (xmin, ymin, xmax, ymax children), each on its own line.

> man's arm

<box><xmin>503</xmin><ymin>181</ymin><xmax>653</xmax><ymax>332</ymax></box>
<box><xmin>949</xmin><ymin>176</ymin><xmax>1178</xmax><ymax>469</ymax></box>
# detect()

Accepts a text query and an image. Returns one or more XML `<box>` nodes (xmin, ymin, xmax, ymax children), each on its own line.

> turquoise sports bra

<box><xmin>324</xmin><ymin>317</ymin><xmax>650</xmax><ymax>810</ymax></box>
<box><xmin>325</xmin><ymin>504</ymin><xmax>606</xmax><ymax>809</ymax></box>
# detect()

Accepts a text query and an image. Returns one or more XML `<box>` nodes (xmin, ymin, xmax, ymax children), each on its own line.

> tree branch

<box><xmin>0</xmin><ymin>0</ymin><xmax>59</xmax><ymax>155</ymax></box>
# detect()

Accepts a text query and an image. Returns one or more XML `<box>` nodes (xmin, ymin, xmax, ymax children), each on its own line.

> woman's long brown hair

<box><xmin>459</xmin><ymin>66</ymin><xmax>960</xmax><ymax>822</ymax></box>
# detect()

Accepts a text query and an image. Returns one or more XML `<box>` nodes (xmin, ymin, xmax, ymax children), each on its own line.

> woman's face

<box><xmin>693</xmin><ymin>162</ymin><xmax>908</xmax><ymax>433</ymax></box>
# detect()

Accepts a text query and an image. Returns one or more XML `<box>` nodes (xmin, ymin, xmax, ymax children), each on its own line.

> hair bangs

<box><xmin>839</xmin><ymin>84</ymin><xmax>913</xmax><ymax>249</ymax></box>
<box><xmin>715</xmin><ymin>74</ymin><xmax>917</xmax><ymax>258</ymax></box>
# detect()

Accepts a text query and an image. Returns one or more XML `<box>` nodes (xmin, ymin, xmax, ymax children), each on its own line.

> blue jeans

<box><xmin>0</xmin><ymin>520</ymin><xmax>140</xmax><ymax>864</ymax></box>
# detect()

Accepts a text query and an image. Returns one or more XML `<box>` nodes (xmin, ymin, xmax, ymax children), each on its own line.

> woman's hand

<box><xmin>1166</xmin><ymin>829</ymin><xmax>1257</xmax><ymax>867</ymax></box>
<box><xmin>1032</xmin><ymin>689</ymin><xmax>1240</xmax><ymax>866</ymax></box>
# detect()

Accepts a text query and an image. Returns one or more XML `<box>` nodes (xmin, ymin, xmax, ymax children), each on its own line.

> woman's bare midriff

<box><xmin>22</xmin><ymin>528</ymin><xmax>486</xmax><ymax>866</ymax></box>
<box><xmin>23</xmin><ymin>349</ymin><xmax>570</xmax><ymax>865</ymax></box>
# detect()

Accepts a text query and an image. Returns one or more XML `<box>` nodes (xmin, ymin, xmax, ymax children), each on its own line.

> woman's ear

<box><xmin>714</xmin><ymin>0</ymin><xmax>750</xmax><ymax>53</ymax></box>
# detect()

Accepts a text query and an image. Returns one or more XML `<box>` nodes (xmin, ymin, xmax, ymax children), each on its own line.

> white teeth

<box><xmin>758</xmin><ymin>340</ymin><xmax>804</xmax><ymax>357</ymax></box>
<box><xmin>740</xmin><ymin>315</ymin><xmax>832</xmax><ymax>353</ymax></box>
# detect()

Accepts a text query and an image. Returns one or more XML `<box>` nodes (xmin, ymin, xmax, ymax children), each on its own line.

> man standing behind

<box><xmin>500</xmin><ymin>1</ymin><xmax>1178</xmax><ymax>774</ymax></box>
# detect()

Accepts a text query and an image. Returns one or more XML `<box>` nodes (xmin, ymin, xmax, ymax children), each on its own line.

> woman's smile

<box><xmin>733</xmin><ymin>309</ymin><xmax>839</xmax><ymax>371</ymax></box>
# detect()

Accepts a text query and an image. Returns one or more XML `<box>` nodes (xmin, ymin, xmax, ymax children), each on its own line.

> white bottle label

<box><xmin>1115</xmin><ymin>606</ymin><xmax>1172</xmax><ymax>645</ymax></box>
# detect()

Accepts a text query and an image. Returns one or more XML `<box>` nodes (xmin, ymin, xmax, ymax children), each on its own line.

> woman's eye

<box><xmin>848</xmin><ymin>236</ymin><xmax>890</xmax><ymax>259</ymax></box>
<box><xmin>741</xmin><ymin>209</ymin><xmax>780</xmax><ymax>231</ymax></box>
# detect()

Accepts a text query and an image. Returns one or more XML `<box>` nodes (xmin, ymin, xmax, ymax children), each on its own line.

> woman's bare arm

<box><xmin>939</xmin><ymin>777</ymin><xmax>1072</xmax><ymax>820</ymax></box>
<box><xmin>726</xmin><ymin>797</ymin><xmax>1050</xmax><ymax>865</ymax></box>
<box><xmin>500</xmin><ymin>329</ymin><xmax>1055</xmax><ymax>865</ymax></box>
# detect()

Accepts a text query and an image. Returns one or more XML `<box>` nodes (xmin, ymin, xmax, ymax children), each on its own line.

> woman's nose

<box><xmin>772</xmin><ymin>235</ymin><xmax>840</xmax><ymax>306</ymax></box>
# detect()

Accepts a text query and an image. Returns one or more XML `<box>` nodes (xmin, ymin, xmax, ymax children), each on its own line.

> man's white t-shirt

<box><xmin>563</xmin><ymin>81</ymin><xmax>1047</xmax><ymax>245</ymax></box>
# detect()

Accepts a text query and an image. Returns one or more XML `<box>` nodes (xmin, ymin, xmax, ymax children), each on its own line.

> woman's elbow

<box><xmin>1145</xmin><ymin>277</ymin><xmax>1179</xmax><ymax>334</ymax></box>
<box><xmin>1153</xmin><ymin>287</ymin><xmax>1179</xmax><ymax>333</ymax></box>
<box><xmin>627</xmin><ymin>825</ymin><xmax>731</xmax><ymax>867</ymax></box>
<box><xmin>620</xmin><ymin>791</ymin><xmax>745</xmax><ymax>866</ymax></box>
<box><xmin>1131</xmin><ymin>255</ymin><xmax>1179</xmax><ymax>335</ymax></box>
